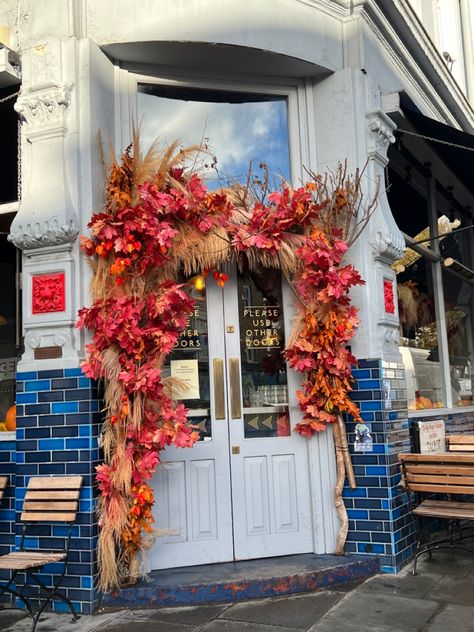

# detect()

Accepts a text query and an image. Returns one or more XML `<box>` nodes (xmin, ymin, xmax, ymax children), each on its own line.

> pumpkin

<box><xmin>5</xmin><ymin>405</ymin><xmax>16</xmax><ymax>431</ymax></box>
<box><xmin>415</xmin><ymin>391</ymin><xmax>433</xmax><ymax>410</ymax></box>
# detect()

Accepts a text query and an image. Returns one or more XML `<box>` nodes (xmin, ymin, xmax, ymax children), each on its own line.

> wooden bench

<box><xmin>0</xmin><ymin>476</ymin><xmax>83</xmax><ymax>632</ymax></box>
<box><xmin>399</xmin><ymin>452</ymin><xmax>474</xmax><ymax>574</ymax></box>
<box><xmin>0</xmin><ymin>476</ymin><xmax>7</xmax><ymax>502</ymax></box>
<box><xmin>447</xmin><ymin>434</ymin><xmax>474</xmax><ymax>452</ymax></box>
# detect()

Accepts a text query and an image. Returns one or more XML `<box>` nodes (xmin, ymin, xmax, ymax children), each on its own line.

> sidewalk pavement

<box><xmin>1</xmin><ymin>549</ymin><xmax>474</xmax><ymax>632</ymax></box>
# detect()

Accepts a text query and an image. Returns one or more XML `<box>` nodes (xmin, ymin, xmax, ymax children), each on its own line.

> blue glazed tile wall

<box><xmin>14</xmin><ymin>368</ymin><xmax>102</xmax><ymax>614</ymax></box>
<box><xmin>0</xmin><ymin>437</ymin><xmax>15</xmax><ymax>603</ymax></box>
<box><xmin>344</xmin><ymin>359</ymin><xmax>415</xmax><ymax>573</ymax></box>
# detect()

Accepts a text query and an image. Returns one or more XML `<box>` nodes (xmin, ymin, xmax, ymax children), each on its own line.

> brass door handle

<box><xmin>229</xmin><ymin>358</ymin><xmax>242</xmax><ymax>419</ymax></box>
<box><xmin>213</xmin><ymin>358</ymin><xmax>225</xmax><ymax>420</ymax></box>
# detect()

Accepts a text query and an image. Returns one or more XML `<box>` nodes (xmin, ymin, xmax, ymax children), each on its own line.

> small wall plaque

<box><xmin>34</xmin><ymin>346</ymin><xmax>62</xmax><ymax>360</ymax></box>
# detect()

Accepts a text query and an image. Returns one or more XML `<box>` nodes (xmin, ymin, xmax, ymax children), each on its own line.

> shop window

<box><xmin>137</xmin><ymin>84</ymin><xmax>291</xmax><ymax>184</ymax></box>
<box><xmin>442</xmin><ymin>270</ymin><xmax>473</xmax><ymax>407</ymax></box>
<box><xmin>0</xmin><ymin>86</ymin><xmax>19</xmax><ymax>205</ymax></box>
<box><xmin>387</xmin><ymin>161</ymin><xmax>474</xmax><ymax>412</ymax></box>
<box><xmin>397</xmin><ymin>258</ymin><xmax>445</xmax><ymax>411</ymax></box>
<box><xmin>0</xmin><ymin>212</ymin><xmax>20</xmax><ymax>427</ymax></box>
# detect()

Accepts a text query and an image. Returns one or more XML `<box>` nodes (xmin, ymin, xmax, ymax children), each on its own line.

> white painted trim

<box><xmin>360</xmin><ymin>0</ymin><xmax>474</xmax><ymax>129</ymax></box>
<box><xmin>408</xmin><ymin>406</ymin><xmax>474</xmax><ymax>419</ymax></box>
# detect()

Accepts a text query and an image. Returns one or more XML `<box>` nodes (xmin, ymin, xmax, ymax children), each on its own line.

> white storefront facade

<box><xmin>0</xmin><ymin>0</ymin><xmax>473</xmax><ymax>612</ymax></box>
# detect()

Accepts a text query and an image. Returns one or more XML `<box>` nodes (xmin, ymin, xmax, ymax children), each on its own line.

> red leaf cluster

<box><xmin>285</xmin><ymin>228</ymin><xmax>364</xmax><ymax>435</ymax></box>
<box><xmin>79</xmin><ymin>143</ymin><xmax>367</xmax><ymax>582</ymax></box>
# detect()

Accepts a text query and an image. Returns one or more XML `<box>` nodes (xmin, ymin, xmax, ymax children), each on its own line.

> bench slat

<box><xmin>405</xmin><ymin>465</ymin><xmax>474</xmax><ymax>476</ymax></box>
<box><xmin>0</xmin><ymin>476</ymin><xmax>7</xmax><ymax>502</ymax></box>
<box><xmin>25</xmin><ymin>490</ymin><xmax>80</xmax><ymax>500</ymax></box>
<box><xmin>0</xmin><ymin>552</ymin><xmax>66</xmax><ymax>570</ymax></box>
<box><xmin>27</xmin><ymin>476</ymin><xmax>83</xmax><ymax>490</ymax></box>
<box><xmin>21</xmin><ymin>512</ymin><xmax>77</xmax><ymax>522</ymax></box>
<box><xmin>448</xmin><ymin>445</ymin><xmax>474</xmax><ymax>452</ymax></box>
<box><xmin>23</xmin><ymin>501</ymin><xmax>78</xmax><ymax>511</ymax></box>
<box><xmin>408</xmin><ymin>483</ymin><xmax>474</xmax><ymax>494</ymax></box>
<box><xmin>423</xmin><ymin>499</ymin><xmax>474</xmax><ymax>510</ymax></box>
<box><xmin>414</xmin><ymin>504</ymin><xmax>474</xmax><ymax>520</ymax></box>
<box><xmin>399</xmin><ymin>453</ymin><xmax>474</xmax><ymax>463</ymax></box>
<box><xmin>407</xmin><ymin>473</ymin><xmax>474</xmax><ymax>486</ymax></box>
<box><xmin>448</xmin><ymin>435</ymin><xmax>474</xmax><ymax>444</ymax></box>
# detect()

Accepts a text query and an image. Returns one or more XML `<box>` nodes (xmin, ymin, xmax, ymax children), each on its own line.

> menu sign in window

<box><xmin>242</xmin><ymin>306</ymin><xmax>282</xmax><ymax>349</ymax></box>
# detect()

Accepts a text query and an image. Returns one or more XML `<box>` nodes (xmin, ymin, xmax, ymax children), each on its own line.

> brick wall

<box><xmin>0</xmin><ymin>435</ymin><xmax>15</xmax><ymax>603</ymax></box>
<box><xmin>14</xmin><ymin>368</ymin><xmax>102</xmax><ymax>614</ymax></box>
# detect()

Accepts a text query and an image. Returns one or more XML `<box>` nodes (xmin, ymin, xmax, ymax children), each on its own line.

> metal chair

<box><xmin>0</xmin><ymin>475</ymin><xmax>83</xmax><ymax>632</ymax></box>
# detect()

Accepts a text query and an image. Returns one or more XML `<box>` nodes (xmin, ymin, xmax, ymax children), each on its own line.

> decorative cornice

<box><xmin>8</xmin><ymin>219</ymin><xmax>78</xmax><ymax>250</ymax></box>
<box><xmin>371</xmin><ymin>229</ymin><xmax>406</xmax><ymax>263</ymax></box>
<box><xmin>360</xmin><ymin>0</ymin><xmax>474</xmax><ymax>130</ymax></box>
<box><xmin>366</xmin><ymin>110</ymin><xmax>396</xmax><ymax>163</ymax></box>
<box><xmin>14</xmin><ymin>83</ymin><xmax>73</xmax><ymax>136</ymax></box>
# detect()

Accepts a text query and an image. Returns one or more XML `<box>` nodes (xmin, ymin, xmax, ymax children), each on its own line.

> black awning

<box><xmin>398</xmin><ymin>94</ymin><xmax>474</xmax><ymax>195</ymax></box>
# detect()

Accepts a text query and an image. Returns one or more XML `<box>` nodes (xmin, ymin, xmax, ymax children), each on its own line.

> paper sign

<box><xmin>419</xmin><ymin>420</ymin><xmax>446</xmax><ymax>454</ymax></box>
<box><xmin>170</xmin><ymin>359</ymin><xmax>200</xmax><ymax>400</ymax></box>
<box><xmin>354</xmin><ymin>422</ymin><xmax>373</xmax><ymax>452</ymax></box>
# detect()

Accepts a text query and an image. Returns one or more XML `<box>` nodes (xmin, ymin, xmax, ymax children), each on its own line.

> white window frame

<box><xmin>115</xmin><ymin>68</ymin><xmax>314</xmax><ymax>191</ymax></box>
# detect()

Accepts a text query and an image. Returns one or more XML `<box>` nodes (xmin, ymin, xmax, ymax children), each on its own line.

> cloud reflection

<box><xmin>137</xmin><ymin>92</ymin><xmax>291</xmax><ymax>186</ymax></box>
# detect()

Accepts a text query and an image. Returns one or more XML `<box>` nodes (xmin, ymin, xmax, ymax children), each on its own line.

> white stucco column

<box><xmin>365</xmin><ymin>108</ymin><xmax>405</xmax><ymax>362</ymax></box>
<box><xmin>8</xmin><ymin>39</ymin><xmax>80</xmax><ymax>370</ymax></box>
<box><xmin>8</xmin><ymin>36</ymin><xmax>116</xmax><ymax>371</ymax></box>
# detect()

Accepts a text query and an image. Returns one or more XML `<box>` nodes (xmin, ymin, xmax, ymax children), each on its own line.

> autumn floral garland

<box><xmin>78</xmin><ymin>141</ymin><xmax>370</xmax><ymax>591</ymax></box>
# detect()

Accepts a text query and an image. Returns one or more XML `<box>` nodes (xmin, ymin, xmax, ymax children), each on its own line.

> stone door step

<box><xmin>102</xmin><ymin>553</ymin><xmax>380</xmax><ymax>608</ymax></box>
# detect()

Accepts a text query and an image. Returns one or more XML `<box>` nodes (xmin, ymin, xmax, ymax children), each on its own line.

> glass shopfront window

<box><xmin>442</xmin><ymin>271</ymin><xmax>474</xmax><ymax>407</ymax></box>
<box><xmin>0</xmin><ymin>212</ymin><xmax>20</xmax><ymax>430</ymax></box>
<box><xmin>397</xmin><ymin>258</ymin><xmax>445</xmax><ymax>411</ymax></box>
<box><xmin>388</xmin><ymin>160</ymin><xmax>474</xmax><ymax>412</ymax></box>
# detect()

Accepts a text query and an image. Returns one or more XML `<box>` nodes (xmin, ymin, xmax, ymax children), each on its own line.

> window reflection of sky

<box><xmin>137</xmin><ymin>90</ymin><xmax>291</xmax><ymax>186</ymax></box>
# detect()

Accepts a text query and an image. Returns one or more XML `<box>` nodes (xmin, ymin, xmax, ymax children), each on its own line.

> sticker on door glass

<box><xmin>170</xmin><ymin>359</ymin><xmax>200</xmax><ymax>400</ymax></box>
<box><xmin>242</xmin><ymin>306</ymin><xmax>282</xmax><ymax>349</ymax></box>
<box><xmin>244</xmin><ymin>411</ymin><xmax>291</xmax><ymax>438</ymax></box>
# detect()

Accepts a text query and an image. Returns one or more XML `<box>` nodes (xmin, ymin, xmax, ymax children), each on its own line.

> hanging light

<box><xmin>192</xmin><ymin>275</ymin><xmax>206</xmax><ymax>291</ymax></box>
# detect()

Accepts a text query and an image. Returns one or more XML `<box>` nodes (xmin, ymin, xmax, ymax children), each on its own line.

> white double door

<box><xmin>149</xmin><ymin>267</ymin><xmax>314</xmax><ymax>570</ymax></box>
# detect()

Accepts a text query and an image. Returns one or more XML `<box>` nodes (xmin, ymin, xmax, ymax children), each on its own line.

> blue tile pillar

<box><xmin>343</xmin><ymin>359</ymin><xmax>415</xmax><ymax>572</ymax></box>
<box><xmin>14</xmin><ymin>369</ymin><xmax>102</xmax><ymax>613</ymax></box>
<box><xmin>0</xmin><ymin>434</ymin><xmax>16</xmax><ymax>604</ymax></box>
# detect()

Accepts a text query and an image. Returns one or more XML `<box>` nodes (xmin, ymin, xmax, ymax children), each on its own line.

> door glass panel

<box><xmin>163</xmin><ymin>276</ymin><xmax>211</xmax><ymax>440</ymax></box>
<box><xmin>237</xmin><ymin>267</ymin><xmax>290</xmax><ymax>438</ymax></box>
